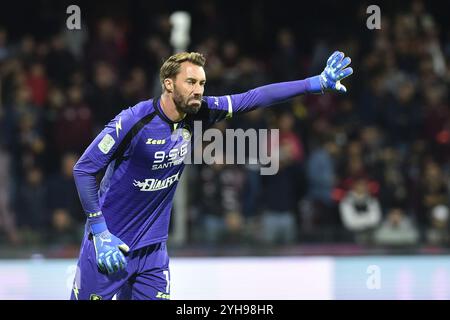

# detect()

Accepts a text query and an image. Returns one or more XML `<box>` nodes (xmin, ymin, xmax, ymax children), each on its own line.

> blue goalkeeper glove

<box><xmin>319</xmin><ymin>51</ymin><xmax>353</xmax><ymax>93</ymax></box>
<box><xmin>90</xmin><ymin>220</ymin><xmax>129</xmax><ymax>274</ymax></box>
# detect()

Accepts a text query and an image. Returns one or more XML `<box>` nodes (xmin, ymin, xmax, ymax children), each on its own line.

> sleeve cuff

<box><xmin>306</xmin><ymin>76</ymin><xmax>324</xmax><ymax>94</ymax></box>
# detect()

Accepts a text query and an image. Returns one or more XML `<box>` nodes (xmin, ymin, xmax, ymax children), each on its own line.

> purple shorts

<box><xmin>70</xmin><ymin>232</ymin><xmax>170</xmax><ymax>300</ymax></box>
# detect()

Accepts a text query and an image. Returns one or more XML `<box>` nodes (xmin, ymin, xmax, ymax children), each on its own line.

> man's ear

<box><xmin>164</xmin><ymin>78</ymin><xmax>173</xmax><ymax>93</ymax></box>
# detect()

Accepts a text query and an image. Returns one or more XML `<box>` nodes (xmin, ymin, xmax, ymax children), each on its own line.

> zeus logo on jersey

<box><xmin>146</xmin><ymin>138</ymin><xmax>166</xmax><ymax>145</ymax></box>
<box><xmin>156</xmin><ymin>292</ymin><xmax>170</xmax><ymax>300</ymax></box>
<box><xmin>133</xmin><ymin>173</ymin><xmax>180</xmax><ymax>191</ymax></box>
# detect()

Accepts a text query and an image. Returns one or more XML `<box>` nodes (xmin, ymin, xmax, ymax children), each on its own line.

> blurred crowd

<box><xmin>0</xmin><ymin>0</ymin><xmax>449</xmax><ymax>252</ymax></box>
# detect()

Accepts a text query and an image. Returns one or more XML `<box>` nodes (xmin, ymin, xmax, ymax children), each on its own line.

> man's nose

<box><xmin>193</xmin><ymin>84</ymin><xmax>204</xmax><ymax>95</ymax></box>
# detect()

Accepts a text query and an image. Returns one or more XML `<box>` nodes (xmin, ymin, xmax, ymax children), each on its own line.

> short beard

<box><xmin>173</xmin><ymin>86</ymin><xmax>202</xmax><ymax>115</ymax></box>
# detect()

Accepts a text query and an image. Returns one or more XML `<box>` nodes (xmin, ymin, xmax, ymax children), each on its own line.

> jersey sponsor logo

<box><xmin>146</xmin><ymin>138</ymin><xmax>166</xmax><ymax>145</ymax></box>
<box><xmin>152</xmin><ymin>144</ymin><xmax>189</xmax><ymax>170</ymax></box>
<box><xmin>152</xmin><ymin>158</ymin><xmax>184</xmax><ymax>170</ymax></box>
<box><xmin>90</xmin><ymin>294</ymin><xmax>103</xmax><ymax>300</ymax></box>
<box><xmin>97</xmin><ymin>134</ymin><xmax>116</xmax><ymax>154</ymax></box>
<box><xmin>133</xmin><ymin>173</ymin><xmax>180</xmax><ymax>191</ymax></box>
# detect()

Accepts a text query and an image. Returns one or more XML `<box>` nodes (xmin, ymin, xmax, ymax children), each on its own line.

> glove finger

<box><xmin>117</xmin><ymin>257</ymin><xmax>125</xmax><ymax>271</ymax></box>
<box><xmin>105</xmin><ymin>255</ymin><xmax>114</xmax><ymax>274</ymax></box>
<box><xmin>336</xmin><ymin>57</ymin><xmax>351</xmax><ymax>71</ymax></box>
<box><xmin>115</xmin><ymin>251</ymin><xmax>127</xmax><ymax>271</ymax></box>
<box><xmin>118</xmin><ymin>252</ymin><xmax>127</xmax><ymax>269</ymax></box>
<box><xmin>327</xmin><ymin>51</ymin><xmax>340</xmax><ymax>66</ymax></box>
<box><xmin>112</xmin><ymin>261</ymin><xmax>119</xmax><ymax>273</ymax></box>
<box><xmin>118</xmin><ymin>243</ymin><xmax>130</xmax><ymax>253</ymax></box>
<box><xmin>330</xmin><ymin>52</ymin><xmax>345</xmax><ymax>69</ymax></box>
<box><xmin>97</xmin><ymin>258</ymin><xmax>106</xmax><ymax>273</ymax></box>
<box><xmin>336</xmin><ymin>67</ymin><xmax>353</xmax><ymax>81</ymax></box>
<box><xmin>111</xmin><ymin>251</ymin><xmax>121</xmax><ymax>272</ymax></box>
<box><xmin>335</xmin><ymin>81</ymin><xmax>347</xmax><ymax>93</ymax></box>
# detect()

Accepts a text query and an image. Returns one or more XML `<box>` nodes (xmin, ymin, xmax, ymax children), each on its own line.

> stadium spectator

<box><xmin>196</xmin><ymin>151</ymin><xmax>246</xmax><ymax>244</ymax></box>
<box><xmin>0</xmin><ymin>149</ymin><xmax>20</xmax><ymax>245</ymax></box>
<box><xmin>373</xmin><ymin>207</ymin><xmax>420</xmax><ymax>247</ymax></box>
<box><xmin>303</xmin><ymin>136</ymin><xmax>340</xmax><ymax>240</ymax></box>
<box><xmin>259</xmin><ymin>112</ymin><xmax>302</xmax><ymax>245</ymax></box>
<box><xmin>339</xmin><ymin>178</ymin><xmax>382</xmax><ymax>245</ymax></box>
<box><xmin>53</xmin><ymin>85</ymin><xmax>93</xmax><ymax>155</ymax></box>
<box><xmin>425</xmin><ymin>205</ymin><xmax>450</xmax><ymax>246</ymax></box>
<box><xmin>14</xmin><ymin>166</ymin><xmax>47</xmax><ymax>243</ymax></box>
<box><xmin>417</xmin><ymin>161</ymin><xmax>449</xmax><ymax>228</ymax></box>
<box><xmin>47</xmin><ymin>152</ymin><xmax>84</xmax><ymax>242</ymax></box>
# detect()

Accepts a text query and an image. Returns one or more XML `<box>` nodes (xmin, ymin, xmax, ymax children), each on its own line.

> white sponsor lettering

<box><xmin>133</xmin><ymin>173</ymin><xmax>180</xmax><ymax>191</ymax></box>
<box><xmin>146</xmin><ymin>138</ymin><xmax>166</xmax><ymax>145</ymax></box>
<box><xmin>152</xmin><ymin>158</ymin><xmax>184</xmax><ymax>170</ymax></box>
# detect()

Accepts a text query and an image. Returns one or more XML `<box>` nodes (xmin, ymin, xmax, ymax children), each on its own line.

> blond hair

<box><xmin>159</xmin><ymin>52</ymin><xmax>206</xmax><ymax>91</ymax></box>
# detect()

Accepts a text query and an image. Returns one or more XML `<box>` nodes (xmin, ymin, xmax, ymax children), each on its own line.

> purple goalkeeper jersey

<box><xmin>73</xmin><ymin>78</ymin><xmax>321</xmax><ymax>250</ymax></box>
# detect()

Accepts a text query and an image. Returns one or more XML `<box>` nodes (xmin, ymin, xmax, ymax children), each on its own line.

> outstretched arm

<box><xmin>232</xmin><ymin>51</ymin><xmax>353</xmax><ymax>112</ymax></box>
<box><xmin>205</xmin><ymin>51</ymin><xmax>353</xmax><ymax>120</ymax></box>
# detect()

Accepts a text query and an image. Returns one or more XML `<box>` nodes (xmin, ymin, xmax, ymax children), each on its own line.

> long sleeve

<box><xmin>203</xmin><ymin>76</ymin><xmax>322</xmax><ymax>124</ymax></box>
<box><xmin>229</xmin><ymin>76</ymin><xmax>323</xmax><ymax>114</ymax></box>
<box><xmin>73</xmin><ymin>155</ymin><xmax>104</xmax><ymax>224</ymax></box>
<box><xmin>73</xmin><ymin>106</ymin><xmax>138</xmax><ymax>230</ymax></box>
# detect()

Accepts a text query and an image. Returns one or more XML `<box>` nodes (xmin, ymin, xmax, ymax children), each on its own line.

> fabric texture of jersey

<box><xmin>74</xmin><ymin>96</ymin><xmax>232</xmax><ymax>250</ymax></box>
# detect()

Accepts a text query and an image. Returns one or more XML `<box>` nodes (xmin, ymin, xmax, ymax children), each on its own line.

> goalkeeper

<box><xmin>71</xmin><ymin>51</ymin><xmax>352</xmax><ymax>300</ymax></box>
